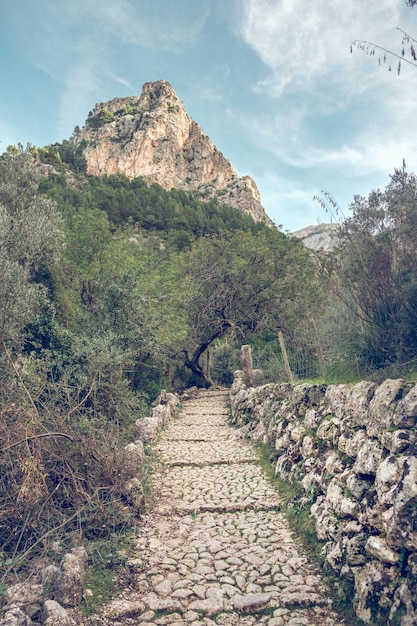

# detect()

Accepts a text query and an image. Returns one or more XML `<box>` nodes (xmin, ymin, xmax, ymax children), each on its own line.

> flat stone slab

<box><xmin>232</xmin><ymin>592</ymin><xmax>272</xmax><ymax>612</ymax></box>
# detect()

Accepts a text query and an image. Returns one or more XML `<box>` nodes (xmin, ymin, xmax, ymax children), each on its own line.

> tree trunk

<box><xmin>184</xmin><ymin>354</ymin><xmax>212</xmax><ymax>388</ymax></box>
<box><xmin>183</xmin><ymin>321</ymin><xmax>231</xmax><ymax>388</ymax></box>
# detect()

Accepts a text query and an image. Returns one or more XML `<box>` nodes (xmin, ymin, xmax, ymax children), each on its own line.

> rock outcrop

<box><xmin>230</xmin><ymin>374</ymin><xmax>417</xmax><ymax>626</ymax></box>
<box><xmin>76</xmin><ymin>80</ymin><xmax>272</xmax><ymax>225</ymax></box>
<box><xmin>291</xmin><ymin>223</ymin><xmax>340</xmax><ymax>251</ymax></box>
<box><xmin>135</xmin><ymin>389</ymin><xmax>180</xmax><ymax>444</ymax></box>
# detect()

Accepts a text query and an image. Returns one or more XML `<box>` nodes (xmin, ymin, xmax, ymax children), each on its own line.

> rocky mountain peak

<box><xmin>141</xmin><ymin>79</ymin><xmax>183</xmax><ymax>111</ymax></box>
<box><xmin>76</xmin><ymin>80</ymin><xmax>272</xmax><ymax>225</ymax></box>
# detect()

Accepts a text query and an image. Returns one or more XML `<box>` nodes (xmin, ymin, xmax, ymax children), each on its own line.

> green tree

<box><xmin>55</xmin><ymin>138</ymin><xmax>87</xmax><ymax>172</ymax></box>
<box><xmin>0</xmin><ymin>149</ymin><xmax>63</xmax><ymax>351</ymax></box>
<box><xmin>322</xmin><ymin>167</ymin><xmax>417</xmax><ymax>372</ymax></box>
<box><xmin>63</xmin><ymin>206</ymin><xmax>113</xmax><ymax>310</ymax></box>
<box><xmin>86</xmin><ymin>108</ymin><xmax>114</xmax><ymax>129</ymax></box>
<box><xmin>54</xmin><ymin>211</ymin><xmax>187</xmax><ymax>400</ymax></box>
<box><xmin>176</xmin><ymin>230</ymin><xmax>319</xmax><ymax>387</ymax></box>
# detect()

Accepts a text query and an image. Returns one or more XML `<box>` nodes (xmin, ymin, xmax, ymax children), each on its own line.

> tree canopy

<box><xmin>176</xmin><ymin>229</ymin><xmax>320</xmax><ymax>386</ymax></box>
<box><xmin>0</xmin><ymin>149</ymin><xmax>63</xmax><ymax>353</ymax></box>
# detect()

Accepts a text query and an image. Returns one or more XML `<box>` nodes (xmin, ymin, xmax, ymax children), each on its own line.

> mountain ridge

<box><xmin>291</xmin><ymin>222</ymin><xmax>340</xmax><ymax>251</ymax></box>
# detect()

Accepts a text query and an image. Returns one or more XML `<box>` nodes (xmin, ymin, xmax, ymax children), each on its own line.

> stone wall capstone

<box><xmin>229</xmin><ymin>371</ymin><xmax>417</xmax><ymax>626</ymax></box>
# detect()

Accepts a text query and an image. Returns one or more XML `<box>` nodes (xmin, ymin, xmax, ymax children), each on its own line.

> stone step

<box><xmin>170</xmin><ymin>416</ymin><xmax>228</xmax><ymax>427</ymax></box>
<box><xmin>155</xmin><ymin>439</ymin><xmax>259</xmax><ymax>466</ymax></box>
<box><xmin>165</xmin><ymin>501</ymin><xmax>281</xmax><ymax>514</ymax></box>
<box><xmin>157</xmin><ymin>463</ymin><xmax>280</xmax><ymax>514</ymax></box>
<box><xmin>180</xmin><ymin>410</ymin><xmax>230</xmax><ymax>417</ymax></box>
<box><xmin>164</xmin><ymin>425</ymin><xmax>232</xmax><ymax>441</ymax></box>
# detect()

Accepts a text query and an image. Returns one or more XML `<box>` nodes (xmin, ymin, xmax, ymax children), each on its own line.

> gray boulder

<box><xmin>53</xmin><ymin>547</ymin><xmax>87</xmax><ymax>607</ymax></box>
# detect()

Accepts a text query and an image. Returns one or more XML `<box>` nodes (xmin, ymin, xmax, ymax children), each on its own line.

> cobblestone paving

<box><xmin>103</xmin><ymin>390</ymin><xmax>346</xmax><ymax>626</ymax></box>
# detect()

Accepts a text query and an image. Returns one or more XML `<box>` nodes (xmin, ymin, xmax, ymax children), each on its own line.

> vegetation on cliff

<box><xmin>39</xmin><ymin>168</ymin><xmax>267</xmax><ymax>247</ymax></box>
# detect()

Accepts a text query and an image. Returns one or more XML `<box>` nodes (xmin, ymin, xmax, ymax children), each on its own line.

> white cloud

<box><xmin>107</xmin><ymin>73</ymin><xmax>134</xmax><ymax>91</ymax></box>
<box><xmin>76</xmin><ymin>0</ymin><xmax>210</xmax><ymax>51</ymax></box>
<box><xmin>233</xmin><ymin>0</ymin><xmax>417</xmax><ymax>200</ymax></box>
<box><xmin>196</xmin><ymin>87</ymin><xmax>224</xmax><ymax>103</ymax></box>
<box><xmin>349</xmin><ymin>140</ymin><xmax>417</xmax><ymax>179</ymax></box>
<box><xmin>239</xmin><ymin>0</ymin><xmax>402</xmax><ymax>97</ymax></box>
<box><xmin>33</xmin><ymin>0</ymin><xmax>207</xmax><ymax>52</ymax></box>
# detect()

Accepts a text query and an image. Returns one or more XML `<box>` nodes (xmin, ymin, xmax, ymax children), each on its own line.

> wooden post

<box><xmin>309</xmin><ymin>315</ymin><xmax>326</xmax><ymax>377</ymax></box>
<box><xmin>278</xmin><ymin>330</ymin><xmax>296</xmax><ymax>383</ymax></box>
<box><xmin>241</xmin><ymin>344</ymin><xmax>254</xmax><ymax>387</ymax></box>
<box><xmin>206</xmin><ymin>350</ymin><xmax>210</xmax><ymax>381</ymax></box>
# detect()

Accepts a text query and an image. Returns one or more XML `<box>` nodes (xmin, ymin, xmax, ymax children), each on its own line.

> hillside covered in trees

<box><xmin>1</xmin><ymin>143</ymin><xmax>417</xmax><ymax>591</ymax></box>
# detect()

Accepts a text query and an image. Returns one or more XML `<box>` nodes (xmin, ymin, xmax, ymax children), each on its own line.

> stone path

<box><xmin>104</xmin><ymin>390</ymin><xmax>346</xmax><ymax>626</ymax></box>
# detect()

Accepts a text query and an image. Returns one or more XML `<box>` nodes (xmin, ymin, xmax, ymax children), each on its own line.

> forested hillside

<box><xmin>1</xmin><ymin>143</ymin><xmax>417</xmax><ymax>588</ymax></box>
<box><xmin>39</xmin><ymin>170</ymin><xmax>267</xmax><ymax>248</ymax></box>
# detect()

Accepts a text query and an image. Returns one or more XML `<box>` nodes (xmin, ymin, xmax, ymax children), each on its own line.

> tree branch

<box><xmin>186</xmin><ymin>320</ymin><xmax>231</xmax><ymax>369</ymax></box>
<box><xmin>351</xmin><ymin>28</ymin><xmax>417</xmax><ymax>74</ymax></box>
<box><xmin>4</xmin><ymin>432</ymin><xmax>74</xmax><ymax>451</ymax></box>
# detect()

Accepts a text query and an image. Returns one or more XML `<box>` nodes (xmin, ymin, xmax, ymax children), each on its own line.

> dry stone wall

<box><xmin>229</xmin><ymin>371</ymin><xmax>417</xmax><ymax>626</ymax></box>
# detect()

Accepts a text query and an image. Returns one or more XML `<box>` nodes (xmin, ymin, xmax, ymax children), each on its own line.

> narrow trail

<box><xmin>99</xmin><ymin>390</ymin><xmax>346</xmax><ymax>626</ymax></box>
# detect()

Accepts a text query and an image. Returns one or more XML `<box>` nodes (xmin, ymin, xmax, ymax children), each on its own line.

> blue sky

<box><xmin>1</xmin><ymin>0</ymin><xmax>417</xmax><ymax>232</ymax></box>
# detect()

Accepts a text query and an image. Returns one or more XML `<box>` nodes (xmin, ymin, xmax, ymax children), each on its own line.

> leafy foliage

<box><xmin>175</xmin><ymin>229</ymin><xmax>321</xmax><ymax>386</ymax></box>
<box><xmin>0</xmin><ymin>149</ymin><xmax>63</xmax><ymax>353</ymax></box>
<box><xmin>210</xmin><ymin>340</ymin><xmax>241</xmax><ymax>387</ymax></box>
<box><xmin>39</xmin><ymin>171</ymin><xmax>268</xmax><ymax>240</ymax></box>
<box><xmin>33</xmin><ymin>140</ymin><xmax>87</xmax><ymax>173</ymax></box>
<box><xmin>320</xmin><ymin>167</ymin><xmax>417</xmax><ymax>374</ymax></box>
<box><xmin>0</xmin><ymin>151</ymin><xmax>149</xmax><ymax>568</ymax></box>
<box><xmin>86</xmin><ymin>107</ymin><xmax>114</xmax><ymax>129</ymax></box>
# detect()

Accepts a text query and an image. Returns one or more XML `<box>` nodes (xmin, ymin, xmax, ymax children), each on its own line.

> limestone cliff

<box><xmin>76</xmin><ymin>80</ymin><xmax>272</xmax><ymax>225</ymax></box>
